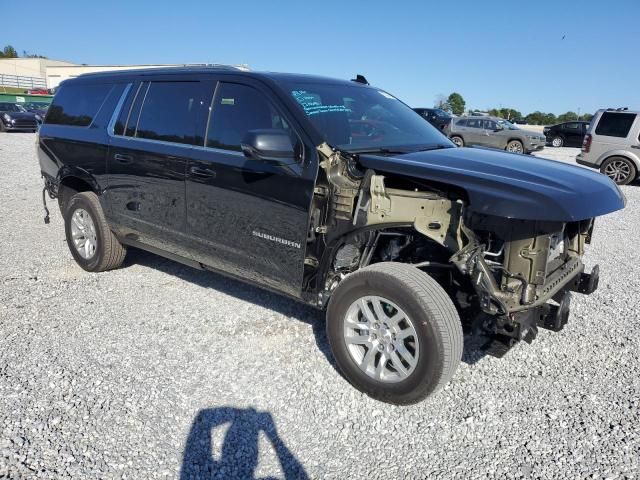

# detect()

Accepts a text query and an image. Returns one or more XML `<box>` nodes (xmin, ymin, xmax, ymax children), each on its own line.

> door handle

<box><xmin>189</xmin><ymin>166</ymin><xmax>216</xmax><ymax>178</ymax></box>
<box><xmin>631</xmin><ymin>145</ymin><xmax>640</xmax><ymax>149</ymax></box>
<box><xmin>114</xmin><ymin>153</ymin><xmax>133</xmax><ymax>164</ymax></box>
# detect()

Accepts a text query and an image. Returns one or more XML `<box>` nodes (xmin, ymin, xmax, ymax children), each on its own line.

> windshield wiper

<box><xmin>343</xmin><ymin>147</ymin><xmax>415</xmax><ymax>155</ymax></box>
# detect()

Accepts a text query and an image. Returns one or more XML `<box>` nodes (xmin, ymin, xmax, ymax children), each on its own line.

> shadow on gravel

<box><xmin>180</xmin><ymin>407</ymin><xmax>308</xmax><ymax>480</ymax></box>
<box><xmin>124</xmin><ymin>249</ymin><xmax>335</xmax><ymax>367</ymax></box>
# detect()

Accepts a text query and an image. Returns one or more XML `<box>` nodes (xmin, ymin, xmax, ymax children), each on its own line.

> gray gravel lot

<box><xmin>1</xmin><ymin>134</ymin><xmax>639</xmax><ymax>479</ymax></box>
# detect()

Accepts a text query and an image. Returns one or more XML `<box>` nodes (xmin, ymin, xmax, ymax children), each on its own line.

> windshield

<box><xmin>285</xmin><ymin>82</ymin><xmax>453</xmax><ymax>152</ymax></box>
<box><xmin>0</xmin><ymin>103</ymin><xmax>26</xmax><ymax>112</ymax></box>
<box><xmin>433</xmin><ymin>108</ymin><xmax>452</xmax><ymax>119</ymax></box>
<box><xmin>497</xmin><ymin>119</ymin><xmax>519</xmax><ymax>130</ymax></box>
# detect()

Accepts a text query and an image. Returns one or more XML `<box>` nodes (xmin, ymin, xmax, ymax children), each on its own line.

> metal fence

<box><xmin>0</xmin><ymin>74</ymin><xmax>47</xmax><ymax>90</ymax></box>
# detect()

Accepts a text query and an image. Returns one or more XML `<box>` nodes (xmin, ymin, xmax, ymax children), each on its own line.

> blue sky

<box><xmin>3</xmin><ymin>0</ymin><xmax>638</xmax><ymax>115</ymax></box>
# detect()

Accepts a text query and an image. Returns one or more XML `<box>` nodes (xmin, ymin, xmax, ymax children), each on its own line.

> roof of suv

<box><xmin>68</xmin><ymin>66</ymin><xmax>358</xmax><ymax>87</ymax></box>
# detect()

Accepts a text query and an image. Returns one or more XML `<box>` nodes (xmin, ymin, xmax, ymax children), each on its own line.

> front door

<box><xmin>185</xmin><ymin>79</ymin><xmax>316</xmax><ymax>297</ymax></box>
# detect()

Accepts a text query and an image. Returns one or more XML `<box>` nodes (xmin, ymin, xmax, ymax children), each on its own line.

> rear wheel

<box><xmin>450</xmin><ymin>136</ymin><xmax>464</xmax><ymax>147</ymax></box>
<box><xmin>600</xmin><ymin>156</ymin><xmax>637</xmax><ymax>185</ymax></box>
<box><xmin>506</xmin><ymin>140</ymin><xmax>524</xmax><ymax>153</ymax></box>
<box><xmin>551</xmin><ymin>136</ymin><xmax>564</xmax><ymax>147</ymax></box>
<box><xmin>64</xmin><ymin>191</ymin><xmax>127</xmax><ymax>272</ymax></box>
<box><xmin>326</xmin><ymin>262</ymin><xmax>463</xmax><ymax>405</ymax></box>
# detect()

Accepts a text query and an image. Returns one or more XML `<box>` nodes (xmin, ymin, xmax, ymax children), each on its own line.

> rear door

<box><xmin>562</xmin><ymin>122</ymin><xmax>582</xmax><ymax>146</ymax></box>
<box><xmin>464</xmin><ymin>118</ymin><xmax>486</xmax><ymax>146</ymax></box>
<box><xmin>185</xmin><ymin>78</ymin><xmax>316</xmax><ymax>297</ymax></box>
<box><xmin>106</xmin><ymin>77</ymin><xmax>211</xmax><ymax>257</ymax></box>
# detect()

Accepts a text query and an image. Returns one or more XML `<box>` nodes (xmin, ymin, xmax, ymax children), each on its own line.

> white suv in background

<box><xmin>577</xmin><ymin>108</ymin><xmax>640</xmax><ymax>185</ymax></box>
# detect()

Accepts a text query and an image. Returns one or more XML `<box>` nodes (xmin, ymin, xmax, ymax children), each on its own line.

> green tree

<box><xmin>524</xmin><ymin>111</ymin><xmax>557</xmax><ymax>125</ymax></box>
<box><xmin>0</xmin><ymin>45</ymin><xmax>18</xmax><ymax>58</ymax></box>
<box><xmin>581</xmin><ymin>113</ymin><xmax>594</xmax><ymax>122</ymax></box>
<box><xmin>557</xmin><ymin>111</ymin><xmax>578</xmax><ymax>123</ymax></box>
<box><xmin>447</xmin><ymin>92</ymin><xmax>466</xmax><ymax>115</ymax></box>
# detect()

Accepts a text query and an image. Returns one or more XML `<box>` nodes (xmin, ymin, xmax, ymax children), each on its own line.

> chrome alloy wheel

<box><xmin>343</xmin><ymin>296</ymin><xmax>419</xmax><ymax>383</ymax></box>
<box><xmin>70</xmin><ymin>208</ymin><xmax>98</xmax><ymax>259</ymax></box>
<box><xmin>603</xmin><ymin>160</ymin><xmax>632</xmax><ymax>184</ymax></box>
<box><xmin>551</xmin><ymin>136</ymin><xmax>563</xmax><ymax>147</ymax></box>
<box><xmin>507</xmin><ymin>141</ymin><xmax>524</xmax><ymax>153</ymax></box>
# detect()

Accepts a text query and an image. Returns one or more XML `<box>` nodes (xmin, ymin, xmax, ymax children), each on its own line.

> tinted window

<box><xmin>564</xmin><ymin>122</ymin><xmax>580</xmax><ymax>129</ymax></box>
<box><xmin>455</xmin><ymin>119</ymin><xmax>467</xmax><ymax>126</ymax></box>
<box><xmin>207</xmin><ymin>82</ymin><xmax>292</xmax><ymax>151</ymax></box>
<box><xmin>134</xmin><ymin>82</ymin><xmax>209</xmax><ymax>145</ymax></box>
<box><xmin>46</xmin><ymin>83</ymin><xmax>112</xmax><ymax>126</ymax></box>
<box><xmin>467</xmin><ymin>119</ymin><xmax>483</xmax><ymax>128</ymax></box>
<box><xmin>125</xmin><ymin>82</ymin><xmax>148</xmax><ymax>137</ymax></box>
<box><xmin>483</xmin><ymin>120</ymin><xmax>497</xmax><ymax>130</ymax></box>
<box><xmin>114</xmin><ymin>83</ymin><xmax>141</xmax><ymax>136</ymax></box>
<box><xmin>595</xmin><ymin>112</ymin><xmax>636</xmax><ymax>138</ymax></box>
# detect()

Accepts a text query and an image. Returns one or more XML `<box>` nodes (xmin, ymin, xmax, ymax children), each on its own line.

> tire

<box><xmin>64</xmin><ymin>191</ymin><xmax>127</xmax><ymax>272</ymax></box>
<box><xmin>551</xmin><ymin>136</ymin><xmax>564</xmax><ymax>147</ymax></box>
<box><xmin>326</xmin><ymin>262</ymin><xmax>463</xmax><ymax>405</ymax></box>
<box><xmin>600</xmin><ymin>156</ymin><xmax>637</xmax><ymax>185</ymax></box>
<box><xmin>450</xmin><ymin>136</ymin><xmax>464</xmax><ymax>147</ymax></box>
<box><xmin>506</xmin><ymin>139</ymin><xmax>524</xmax><ymax>154</ymax></box>
<box><xmin>0</xmin><ymin>121</ymin><xmax>5</xmax><ymax>132</ymax></box>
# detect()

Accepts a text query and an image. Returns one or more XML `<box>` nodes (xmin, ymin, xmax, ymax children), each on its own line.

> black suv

<box><xmin>38</xmin><ymin>67</ymin><xmax>624</xmax><ymax>404</ymax></box>
<box><xmin>413</xmin><ymin>107</ymin><xmax>453</xmax><ymax>132</ymax></box>
<box><xmin>544</xmin><ymin>121</ymin><xmax>590</xmax><ymax>147</ymax></box>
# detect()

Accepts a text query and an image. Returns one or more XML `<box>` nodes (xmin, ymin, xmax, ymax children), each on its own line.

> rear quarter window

<box><xmin>594</xmin><ymin>112</ymin><xmax>636</xmax><ymax>138</ymax></box>
<box><xmin>46</xmin><ymin>83</ymin><xmax>113</xmax><ymax>127</ymax></box>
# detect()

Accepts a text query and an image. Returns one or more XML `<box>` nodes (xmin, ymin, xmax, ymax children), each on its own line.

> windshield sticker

<box><xmin>220</xmin><ymin>98</ymin><xmax>235</xmax><ymax>105</ymax></box>
<box><xmin>378</xmin><ymin>90</ymin><xmax>396</xmax><ymax>100</ymax></box>
<box><xmin>292</xmin><ymin>90</ymin><xmax>351</xmax><ymax>117</ymax></box>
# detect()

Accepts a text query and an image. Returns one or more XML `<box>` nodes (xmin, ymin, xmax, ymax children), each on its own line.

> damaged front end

<box><xmin>309</xmin><ymin>143</ymin><xmax>603</xmax><ymax>356</ymax></box>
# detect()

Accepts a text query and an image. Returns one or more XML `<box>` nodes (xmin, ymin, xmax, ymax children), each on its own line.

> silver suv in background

<box><xmin>576</xmin><ymin>108</ymin><xmax>640</xmax><ymax>185</ymax></box>
<box><xmin>449</xmin><ymin>116</ymin><xmax>546</xmax><ymax>154</ymax></box>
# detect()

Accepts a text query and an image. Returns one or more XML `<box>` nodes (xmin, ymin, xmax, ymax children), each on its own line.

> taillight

<box><xmin>582</xmin><ymin>133</ymin><xmax>592</xmax><ymax>153</ymax></box>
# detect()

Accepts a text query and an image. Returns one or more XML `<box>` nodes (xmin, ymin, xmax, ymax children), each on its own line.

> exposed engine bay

<box><xmin>303</xmin><ymin>144</ymin><xmax>600</xmax><ymax>355</ymax></box>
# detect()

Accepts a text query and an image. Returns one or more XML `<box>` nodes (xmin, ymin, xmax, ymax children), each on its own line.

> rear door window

<box><xmin>455</xmin><ymin>119</ymin><xmax>467</xmax><ymax>127</ymax></box>
<box><xmin>206</xmin><ymin>82</ymin><xmax>293</xmax><ymax>152</ymax></box>
<box><xmin>134</xmin><ymin>81</ymin><xmax>209</xmax><ymax>145</ymax></box>
<box><xmin>595</xmin><ymin>112</ymin><xmax>637</xmax><ymax>138</ymax></box>
<box><xmin>466</xmin><ymin>119</ymin><xmax>483</xmax><ymax>128</ymax></box>
<box><xmin>46</xmin><ymin>83</ymin><xmax>113</xmax><ymax>127</ymax></box>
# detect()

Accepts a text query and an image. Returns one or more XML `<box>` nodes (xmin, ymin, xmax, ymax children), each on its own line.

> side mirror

<box><xmin>494</xmin><ymin>124</ymin><xmax>504</xmax><ymax>131</ymax></box>
<box><xmin>241</xmin><ymin>129</ymin><xmax>296</xmax><ymax>163</ymax></box>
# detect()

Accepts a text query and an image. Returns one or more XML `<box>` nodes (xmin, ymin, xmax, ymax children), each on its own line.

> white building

<box><xmin>1</xmin><ymin>58</ymin><xmax>249</xmax><ymax>90</ymax></box>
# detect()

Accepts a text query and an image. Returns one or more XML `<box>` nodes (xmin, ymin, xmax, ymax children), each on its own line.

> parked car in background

<box><xmin>22</xmin><ymin>102</ymin><xmax>50</xmax><ymax>118</ymax></box>
<box><xmin>0</xmin><ymin>102</ymin><xmax>40</xmax><ymax>132</ymax></box>
<box><xmin>448</xmin><ymin>116</ymin><xmax>546</xmax><ymax>153</ymax></box>
<box><xmin>577</xmin><ymin>108</ymin><xmax>640</xmax><ymax>185</ymax></box>
<box><xmin>413</xmin><ymin>107</ymin><xmax>453</xmax><ymax>132</ymax></box>
<box><xmin>543</xmin><ymin>121</ymin><xmax>590</xmax><ymax>147</ymax></box>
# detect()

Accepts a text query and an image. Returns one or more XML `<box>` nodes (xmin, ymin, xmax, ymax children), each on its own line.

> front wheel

<box><xmin>506</xmin><ymin>140</ymin><xmax>524</xmax><ymax>153</ymax></box>
<box><xmin>64</xmin><ymin>191</ymin><xmax>127</xmax><ymax>272</ymax></box>
<box><xmin>450</xmin><ymin>136</ymin><xmax>464</xmax><ymax>147</ymax></box>
<box><xmin>326</xmin><ymin>262</ymin><xmax>463</xmax><ymax>405</ymax></box>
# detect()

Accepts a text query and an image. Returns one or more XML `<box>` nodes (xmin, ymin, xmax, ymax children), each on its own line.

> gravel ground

<box><xmin>1</xmin><ymin>134</ymin><xmax>638</xmax><ymax>479</ymax></box>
